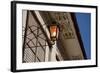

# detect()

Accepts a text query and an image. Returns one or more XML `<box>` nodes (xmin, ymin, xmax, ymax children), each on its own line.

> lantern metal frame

<box><xmin>48</xmin><ymin>21</ymin><xmax>59</xmax><ymax>44</ymax></box>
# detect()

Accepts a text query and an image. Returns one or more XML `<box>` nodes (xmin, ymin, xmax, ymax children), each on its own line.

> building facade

<box><xmin>22</xmin><ymin>10</ymin><xmax>86</xmax><ymax>63</ymax></box>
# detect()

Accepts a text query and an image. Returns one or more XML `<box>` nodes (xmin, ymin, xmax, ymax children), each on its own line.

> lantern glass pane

<box><xmin>50</xmin><ymin>26</ymin><xmax>57</xmax><ymax>38</ymax></box>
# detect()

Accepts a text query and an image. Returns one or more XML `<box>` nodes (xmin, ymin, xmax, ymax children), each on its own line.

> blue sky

<box><xmin>75</xmin><ymin>13</ymin><xmax>91</xmax><ymax>59</ymax></box>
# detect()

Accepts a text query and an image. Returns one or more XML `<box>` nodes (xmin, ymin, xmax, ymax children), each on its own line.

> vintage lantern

<box><xmin>49</xmin><ymin>21</ymin><xmax>59</xmax><ymax>42</ymax></box>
